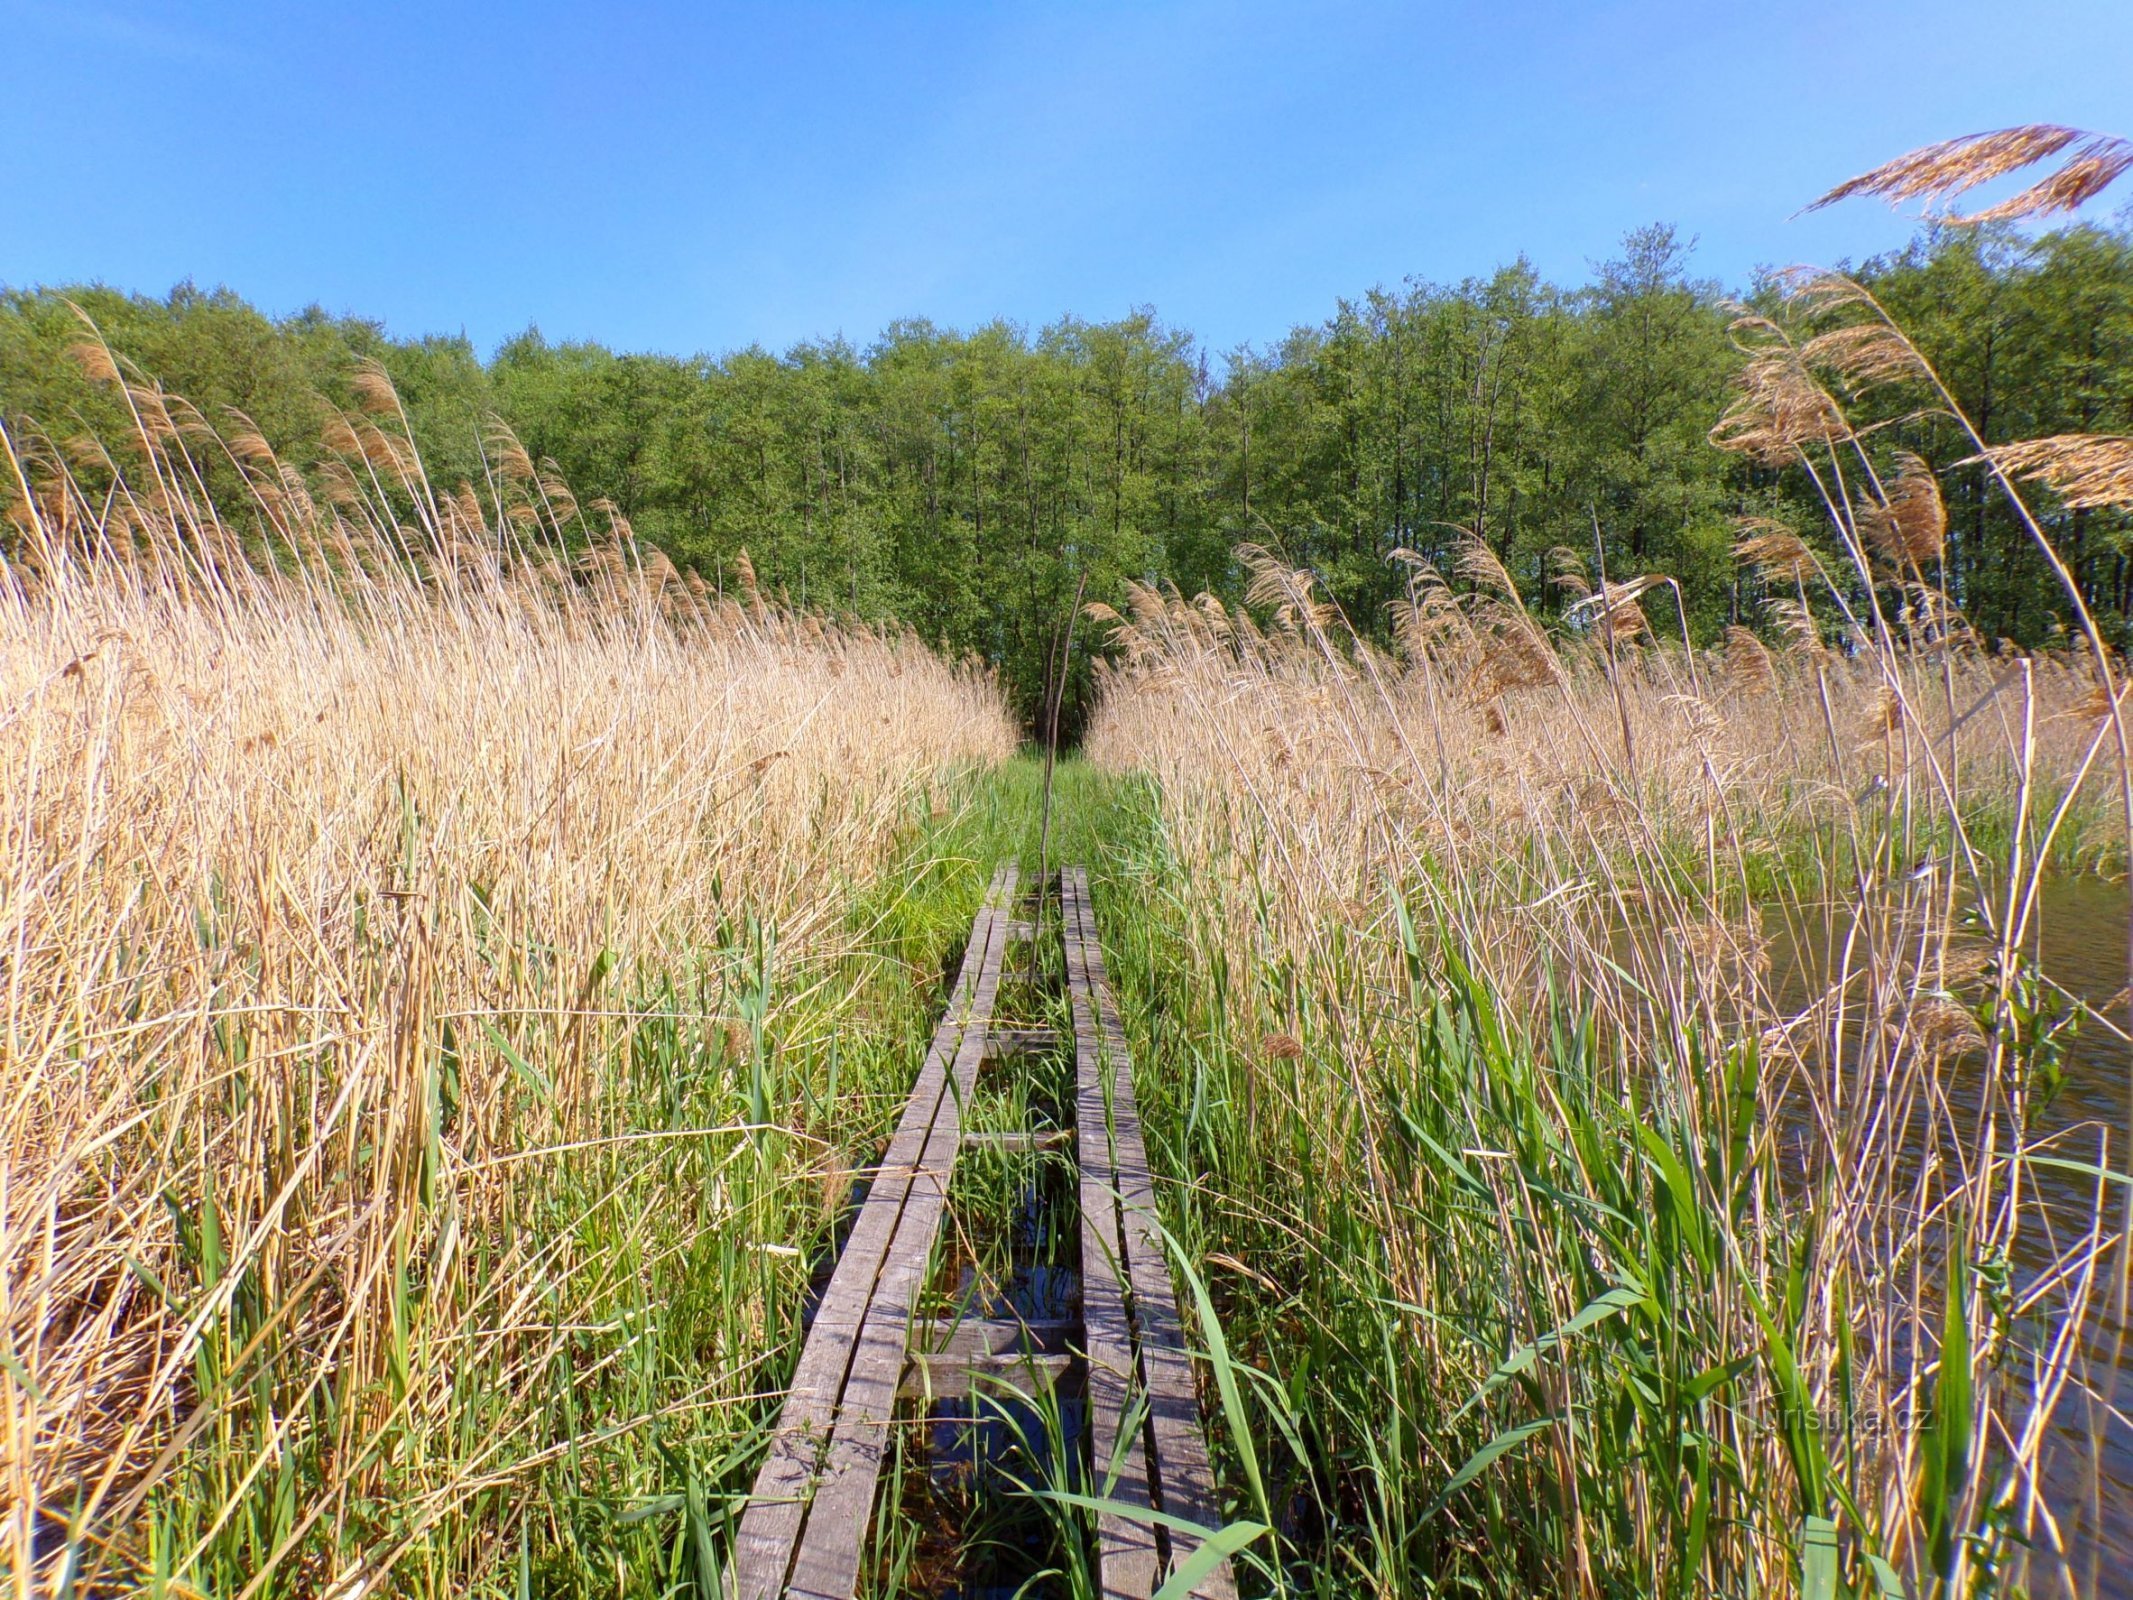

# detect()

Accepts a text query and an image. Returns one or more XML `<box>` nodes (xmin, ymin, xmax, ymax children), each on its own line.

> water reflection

<box><xmin>1981</xmin><ymin>878</ymin><xmax>2128</xmax><ymax>1597</ymax></box>
<box><xmin>1762</xmin><ymin>877</ymin><xmax>2133</xmax><ymax>1595</ymax></box>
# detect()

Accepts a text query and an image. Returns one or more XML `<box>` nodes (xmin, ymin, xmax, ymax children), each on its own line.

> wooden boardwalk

<box><xmin>726</xmin><ymin>866</ymin><xmax>1018</xmax><ymax>1600</ymax></box>
<box><xmin>1063</xmin><ymin>868</ymin><xmax>1237</xmax><ymax>1600</ymax></box>
<box><xmin>726</xmin><ymin>864</ymin><xmax>1235</xmax><ymax>1599</ymax></box>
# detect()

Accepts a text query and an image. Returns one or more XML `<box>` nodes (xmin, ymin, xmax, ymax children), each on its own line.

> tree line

<box><xmin>5</xmin><ymin>220</ymin><xmax>2130</xmax><ymax>731</ymax></box>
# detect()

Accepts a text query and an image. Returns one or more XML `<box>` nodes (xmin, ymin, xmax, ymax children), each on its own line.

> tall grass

<box><xmin>0</xmin><ymin>338</ymin><xmax>1015</xmax><ymax>1594</ymax></box>
<box><xmin>1086</xmin><ymin>267</ymin><xmax>2131</xmax><ymax>1597</ymax></box>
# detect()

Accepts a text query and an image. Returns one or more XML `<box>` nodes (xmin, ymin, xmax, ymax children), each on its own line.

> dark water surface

<box><xmin>2016</xmin><ymin>878</ymin><xmax>2133</xmax><ymax>1596</ymax></box>
<box><xmin>1769</xmin><ymin>878</ymin><xmax>2133</xmax><ymax>1594</ymax></box>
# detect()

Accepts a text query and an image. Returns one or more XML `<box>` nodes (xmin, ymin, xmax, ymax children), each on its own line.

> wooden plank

<box><xmin>778</xmin><ymin>864</ymin><xmax>1018</xmax><ymax>1600</ymax></box>
<box><xmin>907</xmin><ymin>1317</ymin><xmax>1079</xmax><ymax>1360</ymax></box>
<box><xmin>1078</xmin><ymin>898</ymin><xmax>1230</xmax><ymax>1559</ymax></box>
<box><xmin>898</xmin><ymin>1351</ymin><xmax>1078</xmax><ymax>1402</ymax></box>
<box><xmin>986</xmin><ymin>1024</ymin><xmax>1061</xmax><ymax>1058</ymax></box>
<box><xmin>727</xmin><ymin>866</ymin><xmax>1017</xmax><ymax>1600</ymax></box>
<box><xmin>1078</xmin><ymin>874</ymin><xmax>1234</xmax><ymax>1599</ymax></box>
<box><xmin>959</xmin><ymin>1127</ymin><xmax>1074</xmax><ymax>1153</ymax></box>
<box><xmin>1066</xmin><ymin>868</ymin><xmax>1162</xmax><ymax>1600</ymax></box>
<box><xmin>735</xmin><ymin>882</ymin><xmax>1009</xmax><ymax>1597</ymax></box>
<box><xmin>900</xmin><ymin>1316</ymin><xmax>1079</xmax><ymax>1400</ymax></box>
<box><xmin>1064</xmin><ymin>868</ymin><xmax>1237</xmax><ymax>1600</ymax></box>
<box><xmin>730</xmin><ymin>865</ymin><xmax>1232</xmax><ymax>1598</ymax></box>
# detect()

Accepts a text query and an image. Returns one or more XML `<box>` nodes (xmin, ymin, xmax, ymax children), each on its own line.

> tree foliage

<box><xmin>7</xmin><ymin>220</ymin><xmax>2132</xmax><ymax>731</ymax></box>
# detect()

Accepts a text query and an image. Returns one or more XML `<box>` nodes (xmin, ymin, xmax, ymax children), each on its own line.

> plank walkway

<box><xmin>1063</xmin><ymin>868</ymin><xmax>1237</xmax><ymax>1600</ymax></box>
<box><xmin>726</xmin><ymin>866</ymin><xmax>1018</xmax><ymax>1600</ymax></box>
<box><xmin>726</xmin><ymin>864</ymin><xmax>1234</xmax><ymax>1599</ymax></box>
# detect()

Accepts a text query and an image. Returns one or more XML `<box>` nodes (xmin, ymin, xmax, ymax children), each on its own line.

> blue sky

<box><xmin>3</xmin><ymin>1</ymin><xmax>2129</xmax><ymax>361</ymax></box>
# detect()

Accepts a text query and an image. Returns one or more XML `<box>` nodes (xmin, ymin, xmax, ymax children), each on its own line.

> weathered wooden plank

<box><xmin>1085</xmin><ymin>883</ymin><xmax>1235</xmax><ymax>1600</ymax></box>
<box><xmin>1090</xmin><ymin>977</ymin><xmax>1230</xmax><ymax>1553</ymax></box>
<box><xmin>727</xmin><ymin>866</ymin><xmax>1016</xmax><ymax>1600</ymax></box>
<box><xmin>776</xmin><ymin>864</ymin><xmax>1018</xmax><ymax>1600</ymax></box>
<box><xmin>1065</xmin><ymin>869</ymin><xmax>1162</xmax><ymax>1600</ymax></box>
<box><xmin>898</xmin><ymin>1351</ymin><xmax>1078</xmax><ymax>1402</ymax></box>
<box><xmin>1064</xmin><ymin>868</ymin><xmax>1237</xmax><ymax>1600</ymax></box>
<box><xmin>986</xmin><ymin>1024</ymin><xmax>1061</xmax><ymax>1058</ymax></box>
<box><xmin>906</xmin><ymin>1317</ymin><xmax>1079</xmax><ymax>1360</ymax></box>
<box><xmin>731</xmin><ymin>864</ymin><xmax>1231</xmax><ymax>1598</ymax></box>
<box><xmin>903</xmin><ymin>1312</ymin><xmax>1078</xmax><ymax>1421</ymax></box>
<box><xmin>959</xmin><ymin>1127</ymin><xmax>1074</xmax><ymax>1153</ymax></box>
<box><xmin>1079</xmin><ymin>1195</ymin><xmax>1161</xmax><ymax>1598</ymax></box>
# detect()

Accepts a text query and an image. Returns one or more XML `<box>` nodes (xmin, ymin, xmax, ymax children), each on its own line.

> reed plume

<box><xmin>1812</xmin><ymin>123</ymin><xmax>2133</xmax><ymax>223</ymax></box>
<box><xmin>0</xmin><ymin>331</ymin><xmax>1015</xmax><ymax>1594</ymax></box>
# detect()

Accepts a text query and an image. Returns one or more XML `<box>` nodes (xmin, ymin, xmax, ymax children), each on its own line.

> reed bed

<box><xmin>0</xmin><ymin>347</ymin><xmax>1014</xmax><ymax>1593</ymax></box>
<box><xmin>1086</xmin><ymin>266</ymin><xmax>2133</xmax><ymax>1598</ymax></box>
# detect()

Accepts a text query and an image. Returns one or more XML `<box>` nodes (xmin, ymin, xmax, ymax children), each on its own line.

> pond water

<box><xmin>1765</xmin><ymin>877</ymin><xmax>2133</xmax><ymax>1594</ymax></box>
<box><xmin>2008</xmin><ymin>878</ymin><xmax>2131</xmax><ymax>1596</ymax></box>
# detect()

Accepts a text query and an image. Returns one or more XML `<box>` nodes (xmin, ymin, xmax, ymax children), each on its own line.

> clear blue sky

<box><xmin>4</xmin><ymin>1</ymin><xmax>2129</xmax><ymax>362</ymax></box>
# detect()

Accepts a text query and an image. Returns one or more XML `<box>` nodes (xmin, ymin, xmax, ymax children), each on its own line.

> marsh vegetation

<box><xmin>5</xmin><ymin>124</ymin><xmax>2133</xmax><ymax>1598</ymax></box>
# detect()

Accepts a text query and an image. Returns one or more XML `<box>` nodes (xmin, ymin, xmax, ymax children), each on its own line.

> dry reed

<box><xmin>1086</xmin><ymin>252</ymin><xmax>2133</xmax><ymax>1597</ymax></box>
<box><xmin>0</xmin><ymin>346</ymin><xmax>1014</xmax><ymax>1591</ymax></box>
